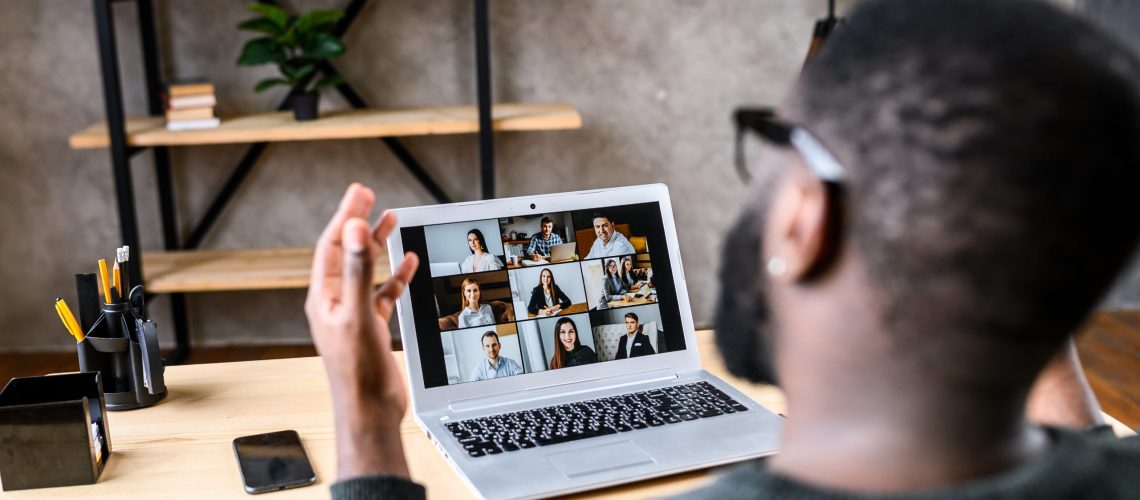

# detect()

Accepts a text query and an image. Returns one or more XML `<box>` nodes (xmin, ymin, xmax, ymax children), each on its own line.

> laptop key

<box><xmin>503</xmin><ymin>442</ymin><xmax>520</xmax><ymax>452</ymax></box>
<box><xmin>468</xmin><ymin>449</ymin><xmax>486</xmax><ymax>458</ymax></box>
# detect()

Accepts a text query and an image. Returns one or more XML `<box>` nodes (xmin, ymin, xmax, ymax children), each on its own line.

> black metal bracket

<box><xmin>89</xmin><ymin>0</ymin><xmax>496</xmax><ymax>363</ymax></box>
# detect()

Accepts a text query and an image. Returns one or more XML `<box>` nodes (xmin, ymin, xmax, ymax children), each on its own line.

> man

<box><xmin>306</xmin><ymin>1</ymin><xmax>1140</xmax><ymax>499</ymax></box>
<box><xmin>584</xmin><ymin>211</ymin><xmax>636</xmax><ymax>259</ymax></box>
<box><xmin>469</xmin><ymin>331</ymin><xmax>523</xmax><ymax>381</ymax></box>
<box><xmin>615</xmin><ymin>312</ymin><xmax>656</xmax><ymax>360</ymax></box>
<box><xmin>526</xmin><ymin>216</ymin><xmax>563</xmax><ymax>261</ymax></box>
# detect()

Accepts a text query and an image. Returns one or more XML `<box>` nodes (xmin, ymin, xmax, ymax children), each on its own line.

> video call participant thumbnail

<box><xmin>619</xmin><ymin>255</ymin><xmax>648</xmax><ymax>292</ymax></box>
<box><xmin>462</xmin><ymin>229</ymin><xmax>503</xmax><ymax>273</ymax></box>
<box><xmin>599</xmin><ymin>258</ymin><xmax>628</xmax><ymax>307</ymax></box>
<box><xmin>616</xmin><ymin>312</ymin><xmax>656</xmax><ymax>359</ymax></box>
<box><xmin>527</xmin><ymin>267</ymin><xmax>573</xmax><ymax>317</ymax></box>
<box><xmin>585</xmin><ymin>211</ymin><xmax>636</xmax><ymax>259</ymax></box>
<box><xmin>470</xmin><ymin>331</ymin><xmax>523</xmax><ymax>381</ymax></box>
<box><xmin>549</xmin><ymin>317</ymin><xmax>598</xmax><ymax>369</ymax></box>
<box><xmin>527</xmin><ymin>217</ymin><xmax>563</xmax><ymax>261</ymax></box>
<box><xmin>458</xmin><ymin>277</ymin><xmax>495</xmax><ymax>328</ymax></box>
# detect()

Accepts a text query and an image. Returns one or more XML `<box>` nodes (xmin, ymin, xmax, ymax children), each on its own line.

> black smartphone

<box><xmin>232</xmin><ymin>430</ymin><xmax>317</xmax><ymax>494</ymax></box>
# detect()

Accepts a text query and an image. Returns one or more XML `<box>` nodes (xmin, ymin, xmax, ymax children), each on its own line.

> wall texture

<box><xmin>1</xmin><ymin>0</ymin><xmax>1133</xmax><ymax>353</ymax></box>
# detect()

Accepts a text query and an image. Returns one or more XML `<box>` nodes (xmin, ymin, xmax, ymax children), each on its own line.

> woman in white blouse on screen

<box><xmin>457</xmin><ymin>277</ymin><xmax>496</xmax><ymax>328</ymax></box>
<box><xmin>460</xmin><ymin>229</ymin><xmax>503</xmax><ymax>273</ymax></box>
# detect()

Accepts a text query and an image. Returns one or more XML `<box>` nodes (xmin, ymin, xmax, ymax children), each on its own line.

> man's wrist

<box><xmin>333</xmin><ymin>397</ymin><xmax>409</xmax><ymax>479</ymax></box>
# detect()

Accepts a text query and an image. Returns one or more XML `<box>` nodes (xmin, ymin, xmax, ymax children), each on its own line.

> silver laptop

<box><xmin>388</xmin><ymin>184</ymin><xmax>782</xmax><ymax>499</ymax></box>
<box><xmin>549</xmin><ymin>242</ymin><xmax>577</xmax><ymax>262</ymax></box>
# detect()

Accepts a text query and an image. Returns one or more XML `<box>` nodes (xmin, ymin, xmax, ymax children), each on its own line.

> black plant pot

<box><xmin>292</xmin><ymin>93</ymin><xmax>320</xmax><ymax>121</ymax></box>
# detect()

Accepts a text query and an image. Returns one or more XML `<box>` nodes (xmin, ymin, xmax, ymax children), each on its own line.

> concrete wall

<box><xmin>1</xmin><ymin>0</ymin><xmax>1134</xmax><ymax>353</ymax></box>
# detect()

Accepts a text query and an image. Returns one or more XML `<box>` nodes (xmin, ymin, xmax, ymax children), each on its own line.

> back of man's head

<box><xmin>786</xmin><ymin>0</ymin><xmax>1140</xmax><ymax>367</ymax></box>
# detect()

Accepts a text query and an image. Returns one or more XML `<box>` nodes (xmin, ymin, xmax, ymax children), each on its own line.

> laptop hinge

<box><xmin>448</xmin><ymin>369</ymin><xmax>679</xmax><ymax>414</ymax></box>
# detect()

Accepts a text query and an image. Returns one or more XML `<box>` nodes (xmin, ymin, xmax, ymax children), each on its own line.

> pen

<box><xmin>55</xmin><ymin>298</ymin><xmax>84</xmax><ymax>342</ymax></box>
<box><xmin>98</xmin><ymin>258</ymin><xmax>112</xmax><ymax>304</ymax></box>
<box><xmin>57</xmin><ymin>299</ymin><xmax>83</xmax><ymax>340</ymax></box>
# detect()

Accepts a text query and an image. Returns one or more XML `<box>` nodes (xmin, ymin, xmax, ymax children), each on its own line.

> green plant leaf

<box><xmin>236</xmin><ymin>37</ymin><xmax>285</xmax><ymax>66</ymax></box>
<box><xmin>294</xmin><ymin>64</ymin><xmax>316</xmax><ymax>81</ymax></box>
<box><xmin>254</xmin><ymin>78</ymin><xmax>289</xmax><ymax>92</ymax></box>
<box><xmin>313</xmin><ymin>74</ymin><xmax>345</xmax><ymax>91</ymax></box>
<box><xmin>237</xmin><ymin>17</ymin><xmax>281</xmax><ymax>35</ymax></box>
<box><xmin>296</xmin><ymin>9</ymin><xmax>343</xmax><ymax>34</ymax></box>
<box><xmin>248</xmin><ymin>3</ymin><xmax>288</xmax><ymax>30</ymax></box>
<box><xmin>278</xmin><ymin>62</ymin><xmax>315</xmax><ymax>82</ymax></box>
<box><xmin>302</xmin><ymin>32</ymin><xmax>346</xmax><ymax>60</ymax></box>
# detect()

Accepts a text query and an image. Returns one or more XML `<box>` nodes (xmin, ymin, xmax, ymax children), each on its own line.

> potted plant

<box><xmin>236</xmin><ymin>3</ymin><xmax>346</xmax><ymax>121</ymax></box>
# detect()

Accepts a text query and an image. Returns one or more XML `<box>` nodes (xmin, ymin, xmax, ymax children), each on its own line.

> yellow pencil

<box><xmin>98</xmin><ymin>259</ymin><xmax>111</xmax><ymax>304</ymax></box>
<box><xmin>58</xmin><ymin>299</ymin><xmax>84</xmax><ymax>341</ymax></box>
<box><xmin>54</xmin><ymin>299</ymin><xmax>82</xmax><ymax>342</ymax></box>
<box><xmin>113</xmin><ymin>261</ymin><xmax>121</xmax><ymax>300</ymax></box>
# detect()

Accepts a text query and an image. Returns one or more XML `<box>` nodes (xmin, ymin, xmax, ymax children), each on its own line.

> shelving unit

<box><xmin>69</xmin><ymin>103</ymin><xmax>581</xmax><ymax>149</ymax></box>
<box><xmin>142</xmin><ymin>247</ymin><xmax>392</xmax><ymax>293</ymax></box>
<box><xmin>77</xmin><ymin>0</ymin><xmax>581</xmax><ymax>363</ymax></box>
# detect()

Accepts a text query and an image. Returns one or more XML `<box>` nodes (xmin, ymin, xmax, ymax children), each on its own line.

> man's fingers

<box><xmin>370</xmin><ymin>210</ymin><xmax>399</xmax><ymax>261</ymax></box>
<box><xmin>341</xmin><ymin>218</ymin><xmax>375</xmax><ymax>314</ymax></box>
<box><xmin>319</xmin><ymin>183</ymin><xmax>376</xmax><ymax>248</ymax></box>
<box><xmin>374</xmin><ymin>252</ymin><xmax>419</xmax><ymax>320</ymax></box>
<box><xmin>309</xmin><ymin>184</ymin><xmax>375</xmax><ymax>306</ymax></box>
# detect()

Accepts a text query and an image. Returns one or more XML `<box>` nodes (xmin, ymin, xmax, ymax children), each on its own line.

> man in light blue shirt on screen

<box><xmin>469</xmin><ymin>331</ymin><xmax>523</xmax><ymax>381</ymax></box>
<box><xmin>585</xmin><ymin>211</ymin><xmax>636</xmax><ymax>259</ymax></box>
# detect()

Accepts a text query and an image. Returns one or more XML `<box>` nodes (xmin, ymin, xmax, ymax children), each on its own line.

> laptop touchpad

<box><xmin>546</xmin><ymin>441</ymin><xmax>656</xmax><ymax>478</ymax></box>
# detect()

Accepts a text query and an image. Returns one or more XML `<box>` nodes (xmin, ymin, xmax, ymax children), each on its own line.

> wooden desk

<box><xmin>3</xmin><ymin>331</ymin><xmax>1131</xmax><ymax>498</ymax></box>
<box><xmin>505</xmin><ymin>257</ymin><xmax>577</xmax><ymax>270</ymax></box>
<box><xmin>606</xmin><ymin>293</ymin><xmax>657</xmax><ymax>309</ymax></box>
<box><xmin>526</xmin><ymin>302</ymin><xmax>589</xmax><ymax>319</ymax></box>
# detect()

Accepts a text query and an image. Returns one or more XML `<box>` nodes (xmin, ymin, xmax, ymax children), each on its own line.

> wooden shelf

<box><xmin>69</xmin><ymin>102</ymin><xmax>582</xmax><ymax>149</ymax></box>
<box><xmin>142</xmin><ymin>247</ymin><xmax>392</xmax><ymax>293</ymax></box>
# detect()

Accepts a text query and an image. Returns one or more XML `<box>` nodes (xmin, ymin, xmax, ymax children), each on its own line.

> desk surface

<box><xmin>3</xmin><ymin>331</ymin><xmax>1130</xmax><ymax>498</ymax></box>
<box><xmin>526</xmin><ymin>302</ymin><xmax>589</xmax><ymax>319</ymax></box>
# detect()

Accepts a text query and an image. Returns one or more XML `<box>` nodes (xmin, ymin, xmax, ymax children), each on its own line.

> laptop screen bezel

<box><xmin>388</xmin><ymin>184</ymin><xmax>703</xmax><ymax>413</ymax></box>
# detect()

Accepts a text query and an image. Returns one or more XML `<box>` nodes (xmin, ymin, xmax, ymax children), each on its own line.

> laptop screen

<box><xmin>400</xmin><ymin>202</ymin><xmax>688</xmax><ymax>389</ymax></box>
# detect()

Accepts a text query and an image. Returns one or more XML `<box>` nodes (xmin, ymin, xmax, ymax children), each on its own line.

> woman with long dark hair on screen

<box><xmin>600</xmin><ymin>258</ymin><xmax>629</xmax><ymax>308</ymax></box>
<box><xmin>548</xmin><ymin>317</ymin><xmax>597</xmax><ymax>369</ymax></box>
<box><xmin>460</xmin><ymin>229</ymin><xmax>503</xmax><ymax>273</ymax></box>
<box><xmin>527</xmin><ymin>268</ymin><xmax>572</xmax><ymax>317</ymax></box>
<box><xmin>457</xmin><ymin>278</ymin><xmax>495</xmax><ymax>328</ymax></box>
<box><xmin>619</xmin><ymin>256</ymin><xmax>645</xmax><ymax>292</ymax></box>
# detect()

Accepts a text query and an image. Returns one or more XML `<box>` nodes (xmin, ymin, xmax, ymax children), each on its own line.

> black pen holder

<box><xmin>0</xmin><ymin>372</ymin><xmax>111</xmax><ymax>491</ymax></box>
<box><xmin>77</xmin><ymin>302</ymin><xmax>166</xmax><ymax>411</ymax></box>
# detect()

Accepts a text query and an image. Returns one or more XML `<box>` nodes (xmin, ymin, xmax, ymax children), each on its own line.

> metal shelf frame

<box><xmin>90</xmin><ymin>0</ymin><xmax>498</xmax><ymax>363</ymax></box>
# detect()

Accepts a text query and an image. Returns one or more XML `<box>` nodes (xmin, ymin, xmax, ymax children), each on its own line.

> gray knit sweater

<box><xmin>332</xmin><ymin>427</ymin><xmax>1140</xmax><ymax>499</ymax></box>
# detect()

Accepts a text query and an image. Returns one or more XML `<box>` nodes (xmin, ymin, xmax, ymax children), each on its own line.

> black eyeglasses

<box><xmin>733</xmin><ymin>107</ymin><xmax>847</xmax><ymax>184</ymax></box>
<box><xmin>733</xmin><ymin>107</ymin><xmax>848</xmax><ymax>278</ymax></box>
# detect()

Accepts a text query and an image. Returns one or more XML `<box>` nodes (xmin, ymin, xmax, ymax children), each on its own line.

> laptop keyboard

<box><xmin>444</xmin><ymin>381</ymin><xmax>749</xmax><ymax>458</ymax></box>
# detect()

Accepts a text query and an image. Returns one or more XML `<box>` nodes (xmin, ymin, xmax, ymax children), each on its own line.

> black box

<box><xmin>0</xmin><ymin>372</ymin><xmax>111</xmax><ymax>491</ymax></box>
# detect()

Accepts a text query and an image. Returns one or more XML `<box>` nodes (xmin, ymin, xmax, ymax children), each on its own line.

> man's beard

<box><xmin>714</xmin><ymin>205</ymin><xmax>780</xmax><ymax>386</ymax></box>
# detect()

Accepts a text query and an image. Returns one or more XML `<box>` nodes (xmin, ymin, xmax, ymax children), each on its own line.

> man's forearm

<box><xmin>1025</xmin><ymin>338</ymin><xmax>1105</xmax><ymax>429</ymax></box>
<box><xmin>334</xmin><ymin>397</ymin><xmax>411</xmax><ymax>480</ymax></box>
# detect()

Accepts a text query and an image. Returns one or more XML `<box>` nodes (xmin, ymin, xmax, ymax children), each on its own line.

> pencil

<box><xmin>117</xmin><ymin>246</ymin><xmax>131</xmax><ymax>294</ymax></box>
<box><xmin>113</xmin><ymin>261</ymin><xmax>121</xmax><ymax>301</ymax></box>
<box><xmin>98</xmin><ymin>259</ymin><xmax>111</xmax><ymax>304</ymax></box>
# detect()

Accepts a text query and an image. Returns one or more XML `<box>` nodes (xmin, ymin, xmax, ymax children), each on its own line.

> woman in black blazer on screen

<box><xmin>527</xmin><ymin>268</ymin><xmax>572</xmax><ymax>316</ymax></box>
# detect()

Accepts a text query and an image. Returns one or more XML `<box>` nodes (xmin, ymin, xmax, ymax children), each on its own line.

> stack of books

<box><xmin>165</xmin><ymin>82</ymin><xmax>219</xmax><ymax>131</ymax></box>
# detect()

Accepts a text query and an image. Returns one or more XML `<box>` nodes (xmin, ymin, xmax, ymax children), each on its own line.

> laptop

<box><xmin>388</xmin><ymin>184</ymin><xmax>783</xmax><ymax>499</ymax></box>
<box><xmin>549</xmin><ymin>242</ymin><xmax>577</xmax><ymax>262</ymax></box>
<box><xmin>430</xmin><ymin>262</ymin><xmax>462</xmax><ymax>277</ymax></box>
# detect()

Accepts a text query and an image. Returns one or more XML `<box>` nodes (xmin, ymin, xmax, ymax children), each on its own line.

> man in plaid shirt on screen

<box><xmin>527</xmin><ymin>217</ymin><xmax>563</xmax><ymax>261</ymax></box>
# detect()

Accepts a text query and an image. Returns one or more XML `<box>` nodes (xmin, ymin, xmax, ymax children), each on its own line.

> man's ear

<box><xmin>765</xmin><ymin>168</ymin><xmax>839</xmax><ymax>282</ymax></box>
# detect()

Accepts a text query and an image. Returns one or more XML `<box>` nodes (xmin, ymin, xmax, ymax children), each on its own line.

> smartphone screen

<box><xmin>232</xmin><ymin>430</ymin><xmax>317</xmax><ymax>494</ymax></box>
